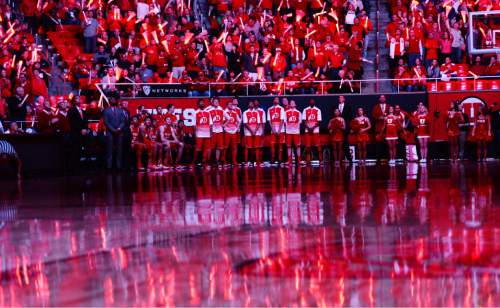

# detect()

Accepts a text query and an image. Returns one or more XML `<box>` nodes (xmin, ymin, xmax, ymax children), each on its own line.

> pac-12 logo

<box><xmin>142</xmin><ymin>86</ymin><xmax>151</xmax><ymax>96</ymax></box>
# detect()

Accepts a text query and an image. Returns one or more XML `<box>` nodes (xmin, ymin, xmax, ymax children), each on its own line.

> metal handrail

<box><xmin>97</xmin><ymin>75</ymin><xmax>500</xmax><ymax>86</ymax></box>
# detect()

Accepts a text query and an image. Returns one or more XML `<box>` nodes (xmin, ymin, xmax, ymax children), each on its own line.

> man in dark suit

<box><xmin>332</xmin><ymin>95</ymin><xmax>353</xmax><ymax>162</ymax></box>
<box><xmin>120</xmin><ymin>100</ymin><xmax>132</xmax><ymax>170</ymax></box>
<box><xmin>7</xmin><ymin>87</ymin><xmax>28</xmax><ymax>123</ymax></box>
<box><xmin>67</xmin><ymin>95</ymin><xmax>89</xmax><ymax>170</ymax></box>
<box><xmin>103</xmin><ymin>94</ymin><xmax>127</xmax><ymax>171</ymax></box>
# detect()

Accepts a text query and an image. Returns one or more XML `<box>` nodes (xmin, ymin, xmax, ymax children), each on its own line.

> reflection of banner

<box><xmin>125</xmin><ymin>94</ymin><xmax>426</xmax><ymax>129</ymax></box>
<box><xmin>137</xmin><ymin>84</ymin><xmax>189</xmax><ymax>97</ymax></box>
<box><xmin>428</xmin><ymin>91</ymin><xmax>497</xmax><ymax>141</ymax></box>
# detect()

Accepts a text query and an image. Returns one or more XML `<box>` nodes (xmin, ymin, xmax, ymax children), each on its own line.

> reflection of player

<box><xmin>192</xmin><ymin>99</ymin><xmax>213</xmax><ymax>166</ymax></box>
<box><xmin>243</xmin><ymin>101</ymin><xmax>262</xmax><ymax>166</ymax></box>
<box><xmin>302</xmin><ymin>99</ymin><xmax>323</xmax><ymax>164</ymax></box>
<box><xmin>328</xmin><ymin>109</ymin><xmax>345</xmax><ymax>165</ymax></box>
<box><xmin>285</xmin><ymin>100</ymin><xmax>303</xmax><ymax>165</ymax></box>
<box><xmin>267</xmin><ymin>97</ymin><xmax>286</xmax><ymax>164</ymax></box>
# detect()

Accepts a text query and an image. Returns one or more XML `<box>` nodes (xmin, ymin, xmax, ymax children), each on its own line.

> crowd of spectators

<box><xmin>62</xmin><ymin>0</ymin><xmax>374</xmax><ymax>97</ymax></box>
<box><xmin>385</xmin><ymin>0</ymin><xmax>500</xmax><ymax>92</ymax></box>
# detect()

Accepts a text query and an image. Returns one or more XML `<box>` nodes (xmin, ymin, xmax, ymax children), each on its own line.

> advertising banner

<box><xmin>136</xmin><ymin>84</ymin><xmax>189</xmax><ymax>98</ymax></box>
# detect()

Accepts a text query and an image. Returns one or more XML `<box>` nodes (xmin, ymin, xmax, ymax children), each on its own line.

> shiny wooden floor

<box><xmin>0</xmin><ymin>162</ymin><xmax>500</xmax><ymax>306</ymax></box>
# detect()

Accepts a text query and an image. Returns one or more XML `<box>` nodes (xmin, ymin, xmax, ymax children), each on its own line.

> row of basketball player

<box><xmin>130</xmin><ymin>96</ymin><xmax>494</xmax><ymax>170</ymax></box>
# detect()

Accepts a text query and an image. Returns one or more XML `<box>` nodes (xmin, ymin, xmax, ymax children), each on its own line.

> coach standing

<box><xmin>332</xmin><ymin>95</ymin><xmax>353</xmax><ymax>162</ymax></box>
<box><xmin>68</xmin><ymin>96</ymin><xmax>88</xmax><ymax>171</ymax></box>
<box><xmin>103</xmin><ymin>96</ymin><xmax>127</xmax><ymax>171</ymax></box>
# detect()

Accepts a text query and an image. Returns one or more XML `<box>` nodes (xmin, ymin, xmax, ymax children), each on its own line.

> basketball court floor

<box><xmin>0</xmin><ymin>162</ymin><xmax>499</xmax><ymax>306</ymax></box>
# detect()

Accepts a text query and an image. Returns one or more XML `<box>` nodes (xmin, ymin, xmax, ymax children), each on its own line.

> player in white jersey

<box><xmin>254</xmin><ymin>100</ymin><xmax>266</xmax><ymax>166</ymax></box>
<box><xmin>223</xmin><ymin>101</ymin><xmax>242</xmax><ymax>166</ymax></box>
<box><xmin>285</xmin><ymin>100</ymin><xmax>303</xmax><ymax>164</ymax></box>
<box><xmin>267</xmin><ymin>97</ymin><xmax>286</xmax><ymax>164</ymax></box>
<box><xmin>302</xmin><ymin>99</ymin><xmax>323</xmax><ymax>164</ymax></box>
<box><xmin>243</xmin><ymin>101</ymin><xmax>263</xmax><ymax>166</ymax></box>
<box><xmin>206</xmin><ymin>97</ymin><xmax>226</xmax><ymax>166</ymax></box>
<box><xmin>192</xmin><ymin>99</ymin><xmax>213</xmax><ymax>167</ymax></box>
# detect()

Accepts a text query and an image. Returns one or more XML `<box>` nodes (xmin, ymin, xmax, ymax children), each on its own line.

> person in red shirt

<box><xmin>158</xmin><ymin>115</ymin><xmax>184</xmax><ymax>168</ymax></box>
<box><xmin>380</xmin><ymin>106</ymin><xmax>400</xmax><ymax>164</ymax></box>
<box><xmin>440</xmin><ymin>56</ymin><xmax>456</xmax><ymax>80</ymax></box>
<box><xmin>351</xmin><ymin>107</ymin><xmax>371</xmax><ymax>164</ymax></box>
<box><xmin>285</xmin><ymin>100</ymin><xmax>303</xmax><ymax>165</ymax></box>
<box><xmin>447</xmin><ymin>101</ymin><xmax>464</xmax><ymax>161</ymax></box>
<box><xmin>424</xmin><ymin>32</ymin><xmax>439</xmax><ymax>67</ymax></box>
<box><xmin>410</xmin><ymin>66</ymin><xmax>427</xmax><ymax>91</ymax></box>
<box><xmin>206</xmin><ymin>97</ymin><xmax>225</xmax><ymax>166</ymax></box>
<box><xmin>471</xmin><ymin>106</ymin><xmax>492</xmax><ymax>162</ymax></box>
<box><xmin>51</xmin><ymin>100</ymin><xmax>71</xmax><ymax>135</ymax></box>
<box><xmin>406</xmin><ymin>29</ymin><xmax>422</xmax><ymax>67</ymax></box>
<box><xmin>136</xmin><ymin>117</ymin><xmax>155</xmax><ymax>171</ymax></box>
<box><xmin>30</xmin><ymin>69</ymin><xmax>48</xmax><ymax>99</ymax></box>
<box><xmin>241</xmin><ymin>100</ymin><xmax>259</xmax><ymax>166</ymax></box>
<box><xmin>271</xmin><ymin>48</ymin><xmax>287</xmax><ymax>80</ymax></box>
<box><xmin>192</xmin><ymin>99</ymin><xmax>213</xmax><ymax>167</ymax></box>
<box><xmin>267</xmin><ymin>97</ymin><xmax>286</xmax><ymax>164</ymax></box>
<box><xmin>302</xmin><ymin>99</ymin><xmax>323</xmax><ymax>164</ymax></box>
<box><xmin>470</xmin><ymin>56</ymin><xmax>486</xmax><ymax>76</ymax></box>
<box><xmin>208</xmin><ymin>38</ymin><xmax>228</xmax><ymax>76</ymax></box>
<box><xmin>152</xmin><ymin>106</ymin><xmax>165</xmax><ymax>126</ymax></box>
<box><xmin>393</xmin><ymin>66</ymin><xmax>412</xmax><ymax>92</ymax></box>
<box><xmin>171</xmin><ymin>45</ymin><xmax>186</xmax><ymax>79</ymax></box>
<box><xmin>36</xmin><ymin>98</ymin><xmax>53</xmax><ymax>134</ymax></box>
<box><xmin>411</xmin><ymin>104</ymin><xmax>431</xmax><ymax>163</ymax></box>
<box><xmin>329</xmin><ymin>44</ymin><xmax>344</xmax><ymax>72</ymax></box>
<box><xmin>485</xmin><ymin>56</ymin><xmax>499</xmax><ymax>76</ymax></box>
<box><xmin>328</xmin><ymin>108</ymin><xmax>346</xmax><ymax>166</ymax></box>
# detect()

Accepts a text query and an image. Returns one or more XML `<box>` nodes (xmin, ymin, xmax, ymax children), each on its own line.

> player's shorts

<box><xmin>195</xmin><ymin>137</ymin><xmax>212</xmax><ymax>151</ymax></box>
<box><xmin>269</xmin><ymin>133</ymin><xmax>286</xmax><ymax>144</ymax></box>
<box><xmin>211</xmin><ymin>132</ymin><xmax>225</xmax><ymax>149</ymax></box>
<box><xmin>286</xmin><ymin>134</ymin><xmax>301</xmax><ymax>147</ymax></box>
<box><xmin>224</xmin><ymin>133</ymin><xmax>239</xmax><ymax>148</ymax></box>
<box><xmin>304</xmin><ymin>133</ymin><xmax>320</xmax><ymax>147</ymax></box>
<box><xmin>244</xmin><ymin>136</ymin><xmax>262</xmax><ymax>148</ymax></box>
